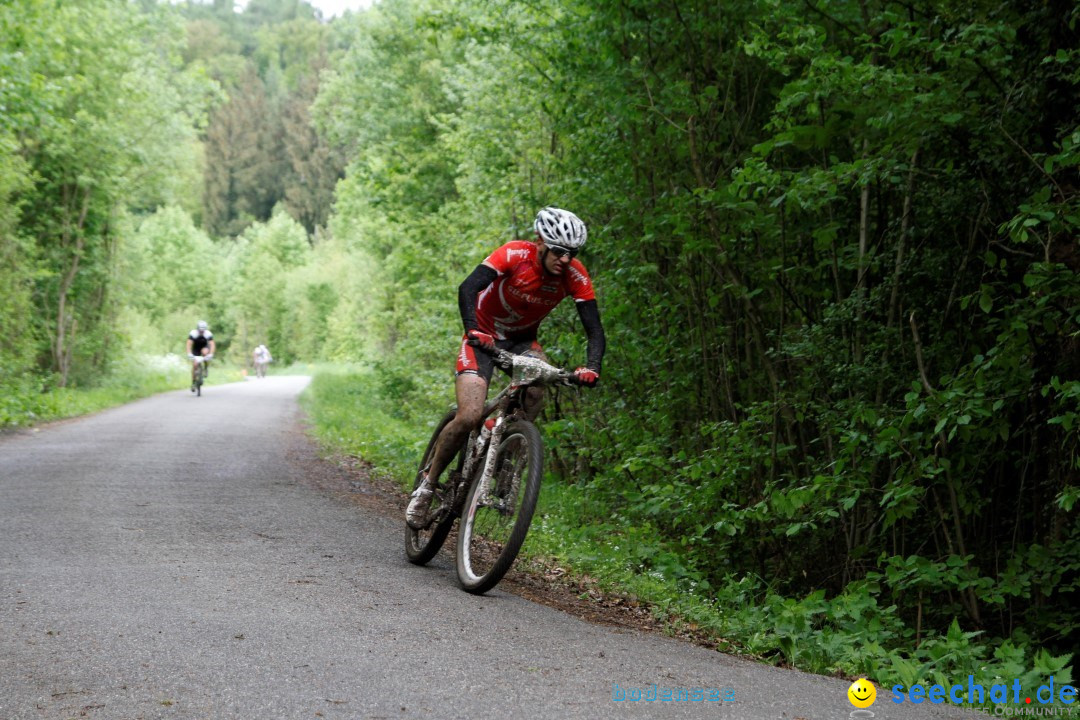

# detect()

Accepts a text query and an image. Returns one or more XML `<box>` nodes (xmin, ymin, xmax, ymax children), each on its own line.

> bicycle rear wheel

<box><xmin>456</xmin><ymin>419</ymin><xmax>543</xmax><ymax>594</ymax></box>
<box><xmin>405</xmin><ymin>408</ymin><xmax>464</xmax><ymax>565</ymax></box>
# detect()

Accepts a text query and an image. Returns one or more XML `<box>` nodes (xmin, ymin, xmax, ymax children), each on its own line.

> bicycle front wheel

<box><xmin>405</xmin><ymin>408</ymin><xmax>463</xmax><ymax>566</ymax></box>
<box><xmin>456</xmin><ymin>419</ymin><xmax>543</xmax><ymax>594</ymax></box>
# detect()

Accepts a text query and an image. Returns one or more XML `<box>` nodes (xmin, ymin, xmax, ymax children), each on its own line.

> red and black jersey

<box><xmin>474</xmin><ymin>241</ymin><xmax>595</xmax><ymax>340</ymax></box>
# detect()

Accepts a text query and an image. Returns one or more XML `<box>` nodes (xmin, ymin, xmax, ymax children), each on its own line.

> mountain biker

<box><xmin>406</xmin><ymin>207</ymin><xmax>606</xmax><ymax>529</ymax></box>
<box><xmin>252</xmin><ymin>344</ymin><xmax>272</xmax><ymax>377</ymax></box>
<box><xmin>186</xmin><ymin>320</ymin><xmax>216</xmax><ymax>392</ymax></box>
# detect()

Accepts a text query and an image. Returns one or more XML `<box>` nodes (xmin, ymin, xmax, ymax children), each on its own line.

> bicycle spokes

<box><xmin>405</xmin><ymin>408</ymin><xmax>464</xmax><ymax>566</ymax></box>
<box><xmin>483</xmin><ymin>443</ymin><xmax>526</xmax><ymax>513</ymax></box>
<box><xmin>458</xmin><ymin>425</ymin><xmax>542</xmax><ymax>593</ymax></box>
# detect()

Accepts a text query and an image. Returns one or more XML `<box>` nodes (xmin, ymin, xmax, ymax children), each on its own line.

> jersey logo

<box><xmin>506</xmin><ymin>284</ymin><xmax>557</xmax><ymax>306</ymax></box>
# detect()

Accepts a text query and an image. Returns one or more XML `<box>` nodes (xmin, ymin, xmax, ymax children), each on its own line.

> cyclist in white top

<box><xmin>252</xmin><ymin>344</ymin><xmax>272</xmax><ymax>378</ymax></box>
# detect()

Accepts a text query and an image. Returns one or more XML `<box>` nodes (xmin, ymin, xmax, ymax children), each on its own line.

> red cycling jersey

<box><xmin>475</xmin><ymin>240</ymin><xmax>595</xmax><ymax>340</ymax></box>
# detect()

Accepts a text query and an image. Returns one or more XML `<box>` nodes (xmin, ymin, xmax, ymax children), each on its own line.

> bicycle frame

<box><xmin>459</xmin><ymin>351</ymin><xmax>575</xmax><ymax>508</ymax></box>
<box><xmin>407</xmin><ymin>348</ymin><xmax>581</xmax><ymax>591</ymax></box>
<box><xmin>191</xmin><ymin>354</ymin><xmax>212</xmax><ymax>395</ymax></box>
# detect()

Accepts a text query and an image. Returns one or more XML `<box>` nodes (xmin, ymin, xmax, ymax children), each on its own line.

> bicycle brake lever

<box><xmin>492</xmin><ymin>349</ymin><xmax>514</xmax><ymax>369</ymax></box>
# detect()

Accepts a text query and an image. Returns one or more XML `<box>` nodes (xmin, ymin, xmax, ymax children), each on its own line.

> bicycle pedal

<box><xmin>427</xmin><ymin>505</ymin><xmax>452</xmax><ymax>527</ymax></box>
<box><xmin>483</xmin><ymin>498</ymin><xmax>512</xmax><ymax>514</ymax></box>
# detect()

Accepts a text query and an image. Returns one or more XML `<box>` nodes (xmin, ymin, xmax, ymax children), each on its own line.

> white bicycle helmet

<box><xmin>534</xmin><ymin>207</ymin><xmax>587</xmax><ymax>250</ymax></box>
<box><xmin>197</xmin><ymin>320</ymin><xmax>209</xmax><ymax>331</ymax></box>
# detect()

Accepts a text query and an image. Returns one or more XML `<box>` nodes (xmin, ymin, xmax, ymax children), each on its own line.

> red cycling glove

<box><xmin>466</xmin><ymin>329</ymin><xmax>496</xmax><ymax>351</ymax></box>
<box><xmin>574</xmin><ymin>367</ymin><xmax>599</xmax><ymax>387</ymax></box>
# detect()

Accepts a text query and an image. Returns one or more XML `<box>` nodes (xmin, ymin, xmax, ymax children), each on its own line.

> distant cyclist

<box><xmin>185</xmin><ymin>320</ymin><xmax>216</xmax><ymax>392</ymax></box>
<box><xmin>252</xmin><ymin>344</ymin><xmax>272</xmax><ymax>378</ymax></box>
<box><xmin>406</xmin><ymin>207</ymin><xmax>606</xmax><ymax>529</ymax></box>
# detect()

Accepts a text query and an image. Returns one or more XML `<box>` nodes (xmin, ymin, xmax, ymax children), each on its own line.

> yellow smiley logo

<box><xmin>847</xmin><ymin>678</ymin><xmax>877</xmax><ymax>708</ymax></box>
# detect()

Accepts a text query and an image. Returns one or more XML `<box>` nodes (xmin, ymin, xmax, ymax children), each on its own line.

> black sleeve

<box><xmin>458</xmin><ymin>264</ymin><xmax>498</xmax><ymax>333</ymax></box>
<box><xmin>576</xmin><ymin>299</ymin><xmax>606</xmax><ymax>373</ymax></box>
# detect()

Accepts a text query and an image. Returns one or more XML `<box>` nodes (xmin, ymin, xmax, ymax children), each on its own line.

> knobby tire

<box><xmin>456</xmin><ymin>419</ymin><xmax>543</xmax><ymax>594</ymax></box>
<box><xmin>405</xmin><ymin>408</ymin><xmax>463</xmax><ymax>565</ymax></box>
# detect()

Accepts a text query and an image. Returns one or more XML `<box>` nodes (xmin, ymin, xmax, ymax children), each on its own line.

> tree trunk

<box><xmin>53</xmin><ymin>186</ymin><xmax>91</xmax><ymax>388</ymax></box>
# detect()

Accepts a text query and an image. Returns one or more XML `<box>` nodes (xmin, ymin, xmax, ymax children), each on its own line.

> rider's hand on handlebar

<box><xmin>574</xmin><ymin>367</ymin><xmax>599</xmax><ymax>388</ymax></box>
<box><xmin>466</xmin><ymin>329</ymin><xmax>496</xmax><ymax>351</ymax></box>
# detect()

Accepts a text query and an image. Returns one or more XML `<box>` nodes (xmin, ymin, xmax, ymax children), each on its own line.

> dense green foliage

<box><xmin>3</xmin><ymin>0</ymin><xmax>1077</xmax><ymax>691</ymax></box>
<box><xmin>1</xmin><ymin>0</ymin><xmax>208</xmax><ymax>393</ymax></box>
<box><xmin>0</xmin><ymin>0</ymin><xmax>349</xmax><ymax>395</ymax></box>
<box><xmin>309</xmin><ymin>0</ymin><xmax>1079</xmax><ymax>683</ymax></box>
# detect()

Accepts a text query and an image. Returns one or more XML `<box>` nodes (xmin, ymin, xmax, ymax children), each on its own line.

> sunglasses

<box><xmin>546</xmin><ymin>244</ymin><xmax>578</xmax><ymax>259</ymax></box>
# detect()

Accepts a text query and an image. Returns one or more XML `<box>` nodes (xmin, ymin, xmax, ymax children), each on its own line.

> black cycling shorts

<box><xmin>455</xmin><ymin>335</ymin><xmax>544</xmax><ymax>383</ymax></box>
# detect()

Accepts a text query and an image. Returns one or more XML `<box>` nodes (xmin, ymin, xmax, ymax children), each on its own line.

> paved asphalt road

<box><xmin>0</xmin><ymin>377</ymin><xmax>979</xmax><ymax>720</ymax></box>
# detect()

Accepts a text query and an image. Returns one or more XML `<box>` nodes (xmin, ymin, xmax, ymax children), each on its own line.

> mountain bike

<box><xmin>405</xmin><ymin>349</ymin><xmax>581</xmax><ymax>594</ymax></box>
<box><xmin>191</xmin><ymin>355</ymin><xmax>212</xmax><ymax>396</ymax></box>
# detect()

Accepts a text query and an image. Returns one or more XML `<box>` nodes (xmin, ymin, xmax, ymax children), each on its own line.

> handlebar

<box><xmin>477</xmin><ymin>345</ymin><xmax>582</xmax><ymax>387</ymax></box>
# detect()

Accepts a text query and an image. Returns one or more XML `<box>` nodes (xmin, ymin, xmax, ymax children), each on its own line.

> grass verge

<box><xmin>0</xmin><ymin>354</ymin><xmax>246</xmax><ymax>428</ymax></box>
<box><xmin>300</xmin><ymin>364</ymin><xmax>1075</xmax><ymax>708</ymax></box>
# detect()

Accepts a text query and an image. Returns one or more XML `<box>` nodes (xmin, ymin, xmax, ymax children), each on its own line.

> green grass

<box><xmin>298</xmin><ymin>364</ymin><xmax>426</xmax><ymax>481</ymax></box>
<box><xmin>299</xmin><ymin>365</ymin><xmax>771</xmax><ymax>651</ymax></box>
<box><xmin>0</xmin><ymin>354</ymin><xmax>246</xmax><ymax>428</ymax></box>
<box><xmin>299</xmin><ymin>363</ymin><xmax>1076</xmax><ymax>705</ymax></box>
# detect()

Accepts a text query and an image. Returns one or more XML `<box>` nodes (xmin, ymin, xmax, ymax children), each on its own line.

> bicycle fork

<box><xmin>467</xmin><ymin>417</ymin><xmax>507</xmax><ymax>518</ymax></box>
